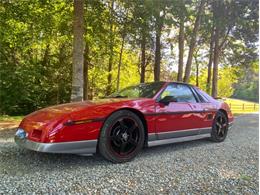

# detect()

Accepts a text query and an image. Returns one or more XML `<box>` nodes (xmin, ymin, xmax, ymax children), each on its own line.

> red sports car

<box><xmin>15</xmin><ymin>82</ymin><xmax>234</xmax><ymax>163</ymax></box>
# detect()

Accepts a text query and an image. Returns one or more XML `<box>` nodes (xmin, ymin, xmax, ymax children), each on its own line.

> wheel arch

<box><xmin>218</xmin><ymin>109</ymin><xmax>228</xmax><ymax>123</ymax></box>
<box><xmin>100</xmin><ymin>107</ymin><xmax>148</xmax><ymax>147</ymax></box>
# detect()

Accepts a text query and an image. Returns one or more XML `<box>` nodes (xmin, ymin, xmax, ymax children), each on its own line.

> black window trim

<box><xmin>192</xmin><ymin>87</ymin><xmax>210</xmax><ymax>103</ymax></box>
<box><xmin>188</xmin><ymin>86</ymin><xmax>200</xmax><ymax>103</ymax></box>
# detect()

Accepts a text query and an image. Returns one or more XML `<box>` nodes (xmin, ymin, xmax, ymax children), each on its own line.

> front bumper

<box><xmin>14</xmin><ymin>136</ymin><xmax>97</xmax><ymax>155</ymax></box>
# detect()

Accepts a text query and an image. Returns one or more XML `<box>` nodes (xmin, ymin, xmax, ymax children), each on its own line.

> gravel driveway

<box><xmin>0</xmin><ymin>114</ymin><xmax>258</xmax><ymax>194</ymax></box>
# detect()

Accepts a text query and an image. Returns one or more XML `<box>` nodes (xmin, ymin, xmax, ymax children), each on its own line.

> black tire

<box><xmin>210</xmin><ymin>111</ymin><xmax>228</xmax><ymax>142</ymax></box>
<box><xmin>98</xmin><ymin>110</ymin><xmax>145</xmax><ymax>163</ymax></box>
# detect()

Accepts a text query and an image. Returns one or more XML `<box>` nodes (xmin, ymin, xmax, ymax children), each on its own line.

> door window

<box><xmin>160</xmin><ymin>84</ymin><xmax>197</xmax><ymax>103</ymax></box>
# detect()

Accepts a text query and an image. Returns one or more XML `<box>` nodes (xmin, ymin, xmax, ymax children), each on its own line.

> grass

<box><xmin>224</xmin><ymin>98</ymin><xmax>259</xmax><ymax>114</ymax></box>
<box><xmin>0</xmin><ymin>115</ymin><xmax>23</xmax><ymax>122</ymax></box>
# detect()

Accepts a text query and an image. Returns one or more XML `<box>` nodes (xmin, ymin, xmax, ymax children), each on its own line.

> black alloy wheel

<box><xmin>210</xmin><ymin>111</ymin><xmax>228</xmax><ymax>142</ymax></box>
<box><xmin>99</xmin><ymin>110</ymin><xmax>145</xmax><ymax>163</ymax></box>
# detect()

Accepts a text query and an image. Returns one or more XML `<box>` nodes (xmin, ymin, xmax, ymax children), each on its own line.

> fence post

<box><xmin>242</xmin><ymin>103</ymin><xmax>245</xmax><ymax>110</ymax></box>
<box><xmin>229</xmin><ymin>103</ymin><xmax>231</xmax><ymax>109</ymax></box>
<box><xmin>254</xmin><ymin>104</ymin><xmax>256</xmax><ymax>111</ymax></box>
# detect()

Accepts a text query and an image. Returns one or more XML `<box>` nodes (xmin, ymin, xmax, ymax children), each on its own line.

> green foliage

<box><xmin>0</xmin><ymin>115</ymin><xmax>23</xmax><ymax>122</ymax></box>
<box><xmin>190</xmin><ymin>66</ymin><xmax>238</xmax><ymax>98</ymax></box>
<box><xmin>232</xmin><ymin>61</ymin><xmax>259</xmax><ymax>102</ymax></box>
<box><xmin>0</xmin><ymin>0</ymin><xmax>73</xmax><ymax>115</ymax></box>
<box><xmin>217</xmin><ymin>67</ymin><xmax>238</xmax><ymax>98</ymax></box>
<box><xmin>0</xmin><ymin>0</ymin><xmax>258</xmax><ymax>115</ymax></box>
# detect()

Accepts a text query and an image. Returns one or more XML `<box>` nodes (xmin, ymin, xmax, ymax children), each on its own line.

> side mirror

<box><xmin>159</xmin><ymin>96</ymin><xmax>177</xmax><ymax>106</ymax></box>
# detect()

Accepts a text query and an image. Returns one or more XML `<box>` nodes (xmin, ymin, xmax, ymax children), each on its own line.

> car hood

<box><xmin>42</xmin><ymin>98</ymin><xmax>138</xmax><ymax>113</ymax></box>
<box><xmin>22</xmin><ymin>98</ymin><xmax>139</xmax><ymax>124</ymax></box>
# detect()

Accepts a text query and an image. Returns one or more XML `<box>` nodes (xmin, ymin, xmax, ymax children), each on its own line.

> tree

<box><xmin>106</xmin><ymin>0</ymin><xmax>115</xmax><ymax>96</ymax></box>
<box><xmin>71</xmin><ymin>0</ymin><xmax>85</xmax><ymax>102</ymax></box>
<box><xmin>125</xmin><ymin>0</ymin><xmax>153</xmax><ymax>83</ymax></box>
<box><xmin>176</xmin><ymin>1</ymin><xmax>186</xmax><ymax>82</ymax></box>
<box><xmin>83</xmin><ymin>43</ymin><xmax>90</xmax><ymax>100</ymax></box>
<box><xmin>194</xmin><ymin>49</ymin><xmax>200</xmax><ymax>87</ymax></box>
<box><xmin>0</xmin><ymin>0</ymin><xmax>258</xmax><ymax>116</ymax></box>
<box><xmin>140</xmin><ymin>32</ymin><xmax>146</xmax><ymax>83</ymax></box>
<box><xmin>154</xmin><ymin>22</ymin><xmax>162</xmax><ymax>82</ymax></box>
<box><xmin>0</xmin><ymin>0</ymin><xmax>73</xmax><ymax>115</ymax></box>
<box><xmin>116</xmin><ymin>35</ymin><xmax>125</xmax><ymax>91</ymax></box>
<box><xmin>206</xmin><ymin>25</ymin><xmax>215</xmax><ymax>94</ymax></box>
<box><xmin>211</xmin><ymin>0</ymin><xmax>236</xmax><ymax>97</ymax></box>
<box><xmin>153</xmin><ymin>1</ymin><xmax>167</xmax><ymax>82</ymax></box>
<box><xmin>115</xmin><ymin>1</ymin><xmax>130</xmax><ymax>91</ymax></box>
<box><xmin>183</xmin><ymin>0</ymin><xmax>205</xmax><ymax>83</ymax></box>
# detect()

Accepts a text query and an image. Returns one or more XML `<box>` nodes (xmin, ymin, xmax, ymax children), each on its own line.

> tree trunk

<box><xmin>196</xmin><ymin>64</ymin><xmax>199</xmax><ymax>87</ymax></box>
<box><xmin>211</xmin><ymin>25</ymin><xmax>220</xmax><ymax>98</ymax></box>
<box><xmin>71</xmin><ymin>0</ymin><xmax>85</xmax><ymax>102</ymax></box>
<box><xmin>106</xmin><ymin>0</ymin><xmax>114</xmax><ymax>96</ymax></box>
<box><xmin>194</xmin><ymin>52</ymin><xmax>199</xmax><ymax>87</ymax></box>
<box><xmin>196</xmin><ymin>63</ymin><xmax>199</xmax><ymax>87</ymax></box>
<box><xmin>107</xmin><ymin>47</ymin><xmax>113</xmax><ymax>95</ymax></box>
<box><xmin>183</xmin><ymin>0</ymin><xmax>205</xmax><ymax>83</ymax></box>
<box><xmin>116</xmin><ymin>36</ymin><xmax>125</xmax><ymax>91</ymax></box>
<box><xmin>42</xmin><ymin>44</ymin><xmax>50</xmax><ymax>67</ymax></box>
<box><xmin>83</xmin><ymin>43</ymin><xmax>89</xmax><ymax>100</ymax></box>
<box><xmin>57</xmin><ymin>44</ymin><xmax>65</xmax><ymax>104</ymax></box>
<box><xmin>140</xmin><ymin>32</ymin><xmax>146</xmax><ymax>83</ymax></box>
<box><xmin>154</xmin><ymin>26</ymin><xmax>162</xmax><ymax>82</ymax></box>
<box><xmin>177</xmin><ymin>16</ymin><xmax>184</xmax><ymax>81</ymax></box>
<box><xmin>206</xmin><ymin>26</ymin><xmax>215</xmax><ymax>94</ymax></box>
<box><xmin>89</xmin><ymin>76</ymin><xmax>94</xmax><ymax>100</ymax></box>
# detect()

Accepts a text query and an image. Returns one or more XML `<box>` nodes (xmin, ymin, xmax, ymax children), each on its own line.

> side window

<box><xmin>191</xmin><ymin>87</ymin><xmax>207</xmax><ymax>103</ymax></box>
<box><xmin>197</xmin><ymin>89</ymin><xmax>211</xmax><ymax>102</ymax></box>
<box><xmin>160</xmin><ymin>84</ymin><xmax>197</xmax><ymax>103</ymax></box>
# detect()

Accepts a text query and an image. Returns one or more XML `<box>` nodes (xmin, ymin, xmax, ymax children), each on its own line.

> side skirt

<box><xmin>148</xmin><ymin>133</ymin><xmax>211</xmax><ymax>147</ymax></box>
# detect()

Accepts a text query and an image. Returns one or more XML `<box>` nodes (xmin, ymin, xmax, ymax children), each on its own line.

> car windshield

<box><xmin>109</xmin><ymin>82</ymin><xmax>164</xmax><ymax>98</ymax></box>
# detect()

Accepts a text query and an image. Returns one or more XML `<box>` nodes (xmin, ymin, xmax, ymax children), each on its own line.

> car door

<box><xmin>191</xmin><ymin>87</ymin><xmax>218</xmax><ymax>130</ymax></box>
<box><xmin>187</xmin><ymin>86</ymin><xmax>206</xmax><ymax>129</ymax></box>
<box><xmin>155</xmin><ymin>83</ymin><xmax>200</xmax><ymax>139</ymax></box>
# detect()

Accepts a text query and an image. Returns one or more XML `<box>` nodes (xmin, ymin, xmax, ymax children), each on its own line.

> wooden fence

<box><xmin>228</xmin><ymin>103</ymin><xmax>259</xmax><ymax>112</ymax></box>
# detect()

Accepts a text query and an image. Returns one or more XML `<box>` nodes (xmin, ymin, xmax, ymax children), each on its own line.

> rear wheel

<box><xmin>98</xmin><ymin>110</ymin><xmax>145</xmax><ymax>163</ymax></box>
<box><xmin>210</xmin><ymin>111</ymin><xmax>228</xmax><ymax>142</ymax></box>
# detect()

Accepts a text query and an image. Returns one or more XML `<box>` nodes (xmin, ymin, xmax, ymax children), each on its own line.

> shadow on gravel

<box><xmin>0</xmin><ymin>136</ymin><xmax>214</xmax><ymax>175</ymax></box>
<box><xmin>0</xmin><ymin>147</ymin><xmax>106</xmax><ymax>175</ymax></box>
<box><xmin>141</xmin><ymin>138</ymin><xmax>213</xmax><ymax>156</ymax></box>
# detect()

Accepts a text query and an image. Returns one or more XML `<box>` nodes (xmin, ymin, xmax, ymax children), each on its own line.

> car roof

<box><xmin>148</xmin><ymin>81</ymin><xmax>195</xmax><ymax>88</ymax></box>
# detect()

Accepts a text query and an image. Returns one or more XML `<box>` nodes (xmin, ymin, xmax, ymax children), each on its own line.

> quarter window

<box><xmin>160</xmin><ymin>84</ymin><xmax>197</xmax><ymax>103</ymax></box>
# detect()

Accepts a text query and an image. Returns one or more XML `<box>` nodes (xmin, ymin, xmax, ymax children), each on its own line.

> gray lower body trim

<box><xmin>155</xmin><ymin>127</ymin><xmax>212</xmax><ymax>140</ymax></box>
<box><xmin>148</xmin><ymin>127</ymin><xmax>212</xmax><ymax>147</ymax></box>
<box><xmin>148</xmin><ymin>121</ymin><xmax>234</xmax><ymax>147</ymax></box>
<box><xmin>148</xmin><ymin>133</ymin><xmax>211</xmax><ymax>147</ymax></box>
<box><xmin>15</xmin><ymin>136</ymin><xmax>97</xmax><ymax>154</ymax></box>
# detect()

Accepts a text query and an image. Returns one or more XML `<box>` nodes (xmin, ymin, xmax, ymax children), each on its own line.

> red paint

<box><xmin>18</xmin><ymin>82</ymin><xmax>233</xmax><ymax>143</ymax></box>
<box><xmin>155</xmin><ymin>102</ymin><xmax>195</xmax><ymax>132</ymax></box>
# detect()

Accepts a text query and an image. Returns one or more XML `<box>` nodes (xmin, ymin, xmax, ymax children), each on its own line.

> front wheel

<box><xmin>210</xmin><ymin>111</ymin><xmax>228</xmax><ymax>142</ymax></box>
<box><xmin>98</xmin><ymin>110</ymin><xmax>145</xmax><ymax>163</ymax></box>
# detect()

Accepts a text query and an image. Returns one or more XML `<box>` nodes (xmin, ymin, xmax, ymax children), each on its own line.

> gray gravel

<box><xmin>0</xmin><ymin>114</ymin><xmax>258</xmax><ymax>194</ymax></box>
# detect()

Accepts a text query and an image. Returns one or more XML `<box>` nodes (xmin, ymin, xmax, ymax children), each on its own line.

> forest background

<box><xmin>0</xmin><ymin>0</ymin><xmax>258</xmax><ymax>115</ymax></box>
